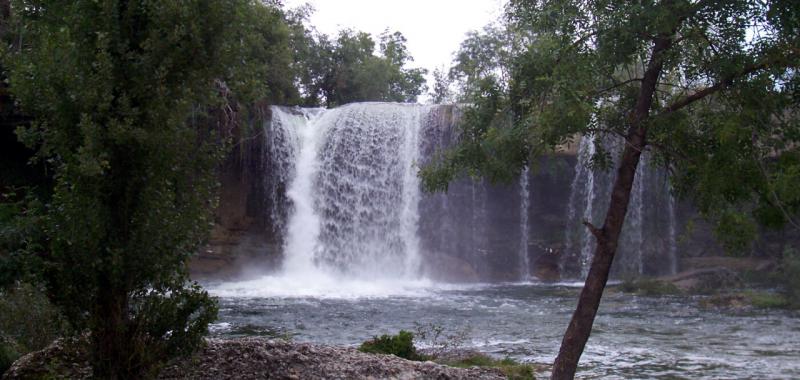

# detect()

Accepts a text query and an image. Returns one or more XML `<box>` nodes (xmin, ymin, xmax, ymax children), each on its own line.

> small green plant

<box><xmin>358</xmin><ymin>330</ymin><xmax>426</xmax><ymax>361</ymax></box>
<box><xmin>441</xmin><ymin>353</ymin><xmax>535</xmax><ymax>380</ymax></box>
<box><xmin>743</xmin><ymin>291</ymin><xmax>790</xmax><ymax>309</ymax></box>
<box><xmin>782</xmin><ymin>248</ymin><xmax>800</xmax><ymax>307</ymax></box>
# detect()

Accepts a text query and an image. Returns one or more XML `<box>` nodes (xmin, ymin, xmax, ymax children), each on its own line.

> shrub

<box><xmin>0</xmin><ymin>282</ymin><xmax>69</xmax><ymax>375</ymax></box>
<box><xmin>441</xmin><ymin>353</ymin><xmax>535</xmax><ymax>380</ymax></box>
<box><xmin>0</xmin><ymin>283</ymin><xmax>68</xmax><ymax>352</ymax></box>
<box><xmin>783</xmin><ymin>249</ymin><xmax>800</xmax><ymax>307</ymax></box>
<box><xmin>358</xmin><ymin>330</ymin><xmax>426</xmax><ymax>361</ymax></box>
<box><xmin>0</xmin><ymin>338</ymin><xmax>20</xmax><ymax>375</ymax></box>
<box><xmin>0</xmin><ymin>282</ymin><xmax>70</xmax><ymax>375</ymax></box>
<box><xmin>744</xmin><ymin>291</ymin><xmax>790</xmax><ymax>309</ymax></box>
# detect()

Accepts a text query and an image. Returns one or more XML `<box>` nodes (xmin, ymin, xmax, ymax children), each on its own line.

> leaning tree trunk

<box><xmin>550</xmin><ymin>36</ymin><xmax>673</xmax><ymax>380</ymax></box>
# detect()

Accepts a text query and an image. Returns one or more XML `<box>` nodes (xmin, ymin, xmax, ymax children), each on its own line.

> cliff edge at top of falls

<box><xmin>4</xmin><ymin>337</ymin><xmax>507</xmax><ymax>380</ymax></box>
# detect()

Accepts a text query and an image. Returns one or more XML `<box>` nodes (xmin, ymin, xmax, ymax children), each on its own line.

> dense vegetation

<box><xmin>0</xmin><ymin>0</ymin><xmax>428</xmax><ymax>378</ymax></box>
<box><xmin>422</xmin><ymin>0</ymin><xmax>799</xmax><ymax>378</ymax></box>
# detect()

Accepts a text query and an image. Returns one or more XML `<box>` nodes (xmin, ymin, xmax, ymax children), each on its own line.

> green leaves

<box><xmin>423</xmin><ymin>0</ymin><xmax>800</xmax><ymax>255</ymax></box>
<box><xmin>2</xmin><ymin>0</ymin><xmax>286</xmax><ymax>376</ymax></box>
<box><xmin>291</xmin><ymin>26</ymin><xmax>428</xmax><ymax>107</ymax></box>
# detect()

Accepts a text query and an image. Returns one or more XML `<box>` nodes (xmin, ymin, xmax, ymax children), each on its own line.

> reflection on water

<box><xmin>206</xmin><ymin>282</ymin><xmax>800</xmax><ymax>379</ymax></box>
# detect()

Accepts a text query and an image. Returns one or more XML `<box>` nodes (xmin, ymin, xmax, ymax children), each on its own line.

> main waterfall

<box><xmin>213</xmin><ymin>104</ymin><xmax>436</xmax><ymax>297</ymax></box>
<box><xmin>281</xmin><ymin>103</ymin><xmax>425</xmax><ymax>278</ymax></box>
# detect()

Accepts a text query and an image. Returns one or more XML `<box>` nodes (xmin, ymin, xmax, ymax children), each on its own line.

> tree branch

<box><xmin>582</xmin><ymin>219</ymin><xmax>604</xmax><ymax>240</ymax></box>
<box><xmin>658</xmin><ymin>60</ymin><xmax>771</xmax><ymax>115</ymax></box>
<box><xmin>594</xmin><ymin>77</ymin><xmax>643</xmax><ymax>97</ymax></box>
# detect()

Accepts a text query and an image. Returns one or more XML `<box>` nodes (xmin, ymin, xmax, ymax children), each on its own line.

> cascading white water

<box><xmin>262</xmin><ymin>108</ymin><xmax>307</xmax><ymax>238</ymax></box>
<box><xmin>626</xmin><ymin>159</ymin><xmax>646</xmax><ymax>275</ymax></box>
<box><xmin>309</xmin><ymin>104</ymin><xmax>425</xmax><ymax>277</ymax></box>
<box><xmin>216</xmin><ymin>103</ymin><xmax>433</xmax><ymax>297</ymax></box>
<box><xmin>563</xmin><ymin>134</ymin><xmax>678</xmax><ymax>278</ymax></box>
<box><xmin>280</xmin><ymin>107</ymin><xmax>327</xmax><ymax>275</ymax></box>
<box><xmin>519</xmin><ymin>166</ymin><xmax>531</xmax><ymax>280</ymax></box>
<box><xmin>563</xmin><ymin>135</ymin><xmax>598</xmax><ymax>279</ymax></box>
<box><xmin>667</xmin><ymin>189</ymin><xmax>679</xmax><ymax>274</ymax></box>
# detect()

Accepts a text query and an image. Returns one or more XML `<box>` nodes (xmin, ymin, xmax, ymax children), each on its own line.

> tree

<box><xmin>4</xmin><ymin>0</ymin><xmax>275</xmax><ymax>377</ymax></box>
<box><xmin>286</xmin><ymin>18</ymin><xmax>428</xmax><ymax>107</ymax></box>
<box><xmin>429</xmin><ymin>68</ymin><xmax>453</xmax><ymax>104</ymax></box>
<box><xmin>422</xmin><ymin>1</ymin><xmax>800</xmax><ymax>379</ymax></box>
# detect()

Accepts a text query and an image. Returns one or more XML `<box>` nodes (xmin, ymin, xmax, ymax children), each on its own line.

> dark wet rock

<box><xmin>4</xmin><ymin>338</ymin><xmax>505</xmax><ymax>380</ymax></box>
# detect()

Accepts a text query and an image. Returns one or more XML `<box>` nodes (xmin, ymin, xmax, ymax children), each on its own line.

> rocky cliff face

<box><xmin>192</xmin><ymin>116</ymin><xmax>282</xmax><ymax>280</ymax></box>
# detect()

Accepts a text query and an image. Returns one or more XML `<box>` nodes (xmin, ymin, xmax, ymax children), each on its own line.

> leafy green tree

<box><xmin>448</xmin><ymin>24</ymin><xmax>515</xmax><ymax>99</ymax></box>
<box><xmin>423</xmin><ymin>1</ymin><xmax>799</xmax><ymax>378</ymax></box>
<box><xmin>287</xmin><ymin>19</ymin><xmax>428</xmax><ymax>107</ymax></box>
<box><xmin>429</xmin><ymin>67</ymin><xmax>453</xmax><ymax>104</ymax></box>
<box><xmin>4</xmin><ymin>0</ymin><xmax>276</xmax><ymax>377</ymax></box>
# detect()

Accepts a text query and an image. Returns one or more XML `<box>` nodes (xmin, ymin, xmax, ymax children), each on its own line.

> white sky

<box><xmin>282</xmin><ymin>0</ymin><xmax>506</xmax><ymax>102</ymax></box>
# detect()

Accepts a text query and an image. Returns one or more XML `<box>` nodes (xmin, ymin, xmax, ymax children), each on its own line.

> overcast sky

<box><xmin>282</xmin><ymin>0</ymin><xmax>506</xmax><ymax>101</ymax></box>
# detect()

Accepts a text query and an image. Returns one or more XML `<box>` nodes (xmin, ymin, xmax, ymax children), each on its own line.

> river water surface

<box><xmin>206</xmin><ymin>281</ymin><xmax>800</xmax><ymax>379</ymax></box>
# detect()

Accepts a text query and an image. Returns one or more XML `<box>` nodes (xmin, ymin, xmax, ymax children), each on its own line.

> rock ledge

<box><xmin>5</xmin><ymin>337</ymin><xmax>506</xmax><ymax>380</ymax></box>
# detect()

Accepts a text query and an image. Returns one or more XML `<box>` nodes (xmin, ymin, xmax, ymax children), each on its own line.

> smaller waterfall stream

<box><xmin>563</xmin><ymin>134</ymin><xmax>678</xmax><ymax>278</ymax></box>
<box><xmin>519</xmin><ymin>166</ymin><xmax>531</xmax><ymax>280</ymax></box>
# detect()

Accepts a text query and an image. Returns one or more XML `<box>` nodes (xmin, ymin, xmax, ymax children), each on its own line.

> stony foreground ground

<box><xmin>4</xmin><ymin>337</ymin><xmax>506</xmax><ymax>380</ymax></box>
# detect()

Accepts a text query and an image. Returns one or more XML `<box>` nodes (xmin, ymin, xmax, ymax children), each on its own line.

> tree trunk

<box><xmin>93</xmin><ymin>283</ymin><xmax>131</xmax><ymax>380</ymax></box>
<box><xmin>550</xmin><ymin>36</ymin><xmax>673</xmax><ymax>380</ymax></box>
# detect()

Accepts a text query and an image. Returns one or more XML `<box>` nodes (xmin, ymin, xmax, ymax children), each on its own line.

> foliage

<box><xmin>287</xmin><ymin>11</ymin><xmax>428</xmax><ymax>107</ymax></box>
<box><xmin>3</xmin><ymin>0</ymin><xmax>278</xmax><ymax>377</ymax></box>
<box><xmin>0</xmin><ymin>190</ymin><xmax>46</xmax><ymax>288</ymax></box>
<box><xmin>782</xmin><ymin>248</ymin><xmax>800</xmax><ymax>306</ymax></box>
<box><xmin>422</xmin><ymin>0</ymin><xmax>800</xmax><ymax>254</ymax></box>
<box><xmin>744</xmin><ymin>291</ymin><xmax>791</xmax><ymax>309</ymax></box>
<box><xmin>0</xmin><ymin>336</ymin><xmax>19</xmax><ymax>376</ymax></box>
<box><xmin>700</xmin><ymin>291</ymin><xmax>791</xmax><ymax>309</ymax></box>
<box><xmin>424</xmin><ymin>1</ymin><xmax>799</xmax><ymax>375</ymax></box>
<box><xmin>358</xmin><ymin>330</ymin><xmax>426</xmax><ymax>361</ymax></box>
<box><xmin>440</xmin><ymin>353</ymin><xmax>536</xmax><ymax>380</ymax></box>
<box><xmin>0</xmin><ymin>282</ymin><xmax>69</xmax><ymax>375</ymax></box>
<box><xmin>412</xmin><ymin>321</ymin><xmax>471</xmax><ymax>359</ymax></box>
<box><xmin>0</xmin><ymin>283</ymin><xmax>68</xmax><ymax>352</ymax></box>
<box><xmin>428</xmin><ymin>68</ymin><xmax>453</xmax><ymax>104</ymax></box>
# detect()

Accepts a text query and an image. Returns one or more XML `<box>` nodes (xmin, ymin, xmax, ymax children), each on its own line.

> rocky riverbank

<box><xmin>4</xmin><ymin>337</ymin><xmax>507</xmax><ymax>380</ymax></box>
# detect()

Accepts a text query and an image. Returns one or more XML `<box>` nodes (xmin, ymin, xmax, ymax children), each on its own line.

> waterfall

<box><xmin>220</xmin><ymin>103</ymin><xmax>682</xmax><ymax>295</ymax></box>
<box><xmin>280</xmin><ymin>103</ymin><xmax>427</xmax><ymax>279</ymax></box>
<box><xmin>519</xmin><ymin>166</ymin><xmax>531</xmax><ymax>280</ymax></box>
<box><xmin>262</xmin><ymin>108</ymin><xmax>307</xmax><ymax>239</ymax></box>
<box><xmin>625</xmin><ymin>158</ymin><xmax>646</xmax><ymax>275</ymax></box>
<box><xmin>562</xmin><ymin>134</ymin><xmax>678</xmax><ymax>278</ymax></box>
<box><xmin>563</xmin><ymin>135</ymin><xmax>599</xmax><ymax>279</ymax></box>
<box><xmin>667</xmin><ymin>184</ymin><xmax>679</xmax><ymax>274</ymax></box>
